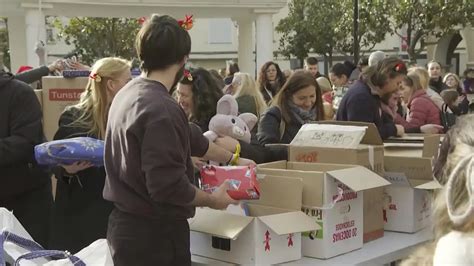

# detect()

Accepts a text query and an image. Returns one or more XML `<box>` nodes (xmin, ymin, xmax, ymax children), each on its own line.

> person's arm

<box><xmin>405</xmin><ymin>99</ymin><xmax>428</xmax><ymax>129</ymax></box>
<box><xmin>51</xmin><ymin>108</ymin><xmax>94</xmax><ymax>177</ymax></box>
<box><xmin>0</xmin><ymin>81</ymin><xmax>43</xmax><ymax>166</ymax></box>
<box><xmin>188</xmin><ymin>122</ymin><xmax>254</xmax><ymax>165</ymax></box>
<box><xmin>14</xmin><ymin>66</ymin><xmax>50</xmax><ymax>84</ymax></box>
<box><xmin>257</xmin><ymin>107</ymin><xmax>282</xmax><ymax>145</ymax></box>
<box><xmin>142</xmin><ymin>118</ymin><xmax>238</xmax><ymax>209</ymax></box>
<box><xmin>15</xmin><ymin>60</ymin><xmax>63</xmax><ymax>84</ymax></box>
<box><xmin>141</xmin><ymin>118</ymin><xmax>197</xmax><ymax>206</ymax></box>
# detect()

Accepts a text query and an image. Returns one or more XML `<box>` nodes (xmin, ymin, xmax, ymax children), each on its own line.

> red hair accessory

<box><xmin>178</xmin><ymin>15</ymin><xmax>193</xmax><ymax>30</ymax></box>
<box><xmin>183</xmin><ymin>69</ymin><xmax>193</xmax><ymax>81</ymax></box>
<box><xmin>394</xmin><ymin>63</ymin><xmax>406</xmax><ymax>73</ymax></box>
<box><xmin>89</xmin><ymin>72</ymin><xmax>102</xmax><ymax>82</ymax></box>
<box><xmin>138</xmin><ymin>17</ymin><xmax>147</xmax><ymax>25</ymax></box>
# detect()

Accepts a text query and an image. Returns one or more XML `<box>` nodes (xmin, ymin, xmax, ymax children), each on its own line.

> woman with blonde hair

<box><xmin>409</xmin><ymin>66</ymin><xmax>444</xmax><ymax>110</ymax></box>
<box><xmin>402</xmin><ymin>115</ymin><xmax>474</xmax><ymax>265</ymax></box>
<box><xmin>232</xmin><ymin>72</ymin><xmax>267</xmax><ymax>119</ymax></box>
<box><xmin>49</xmin><ymin>57</ymin><xmax>132</xmax><ymax>253</ymax></box>
<box><xmin>397</xmin><ymin>72</ymin><xmax>442</xmax><ymax>132</ymax></box>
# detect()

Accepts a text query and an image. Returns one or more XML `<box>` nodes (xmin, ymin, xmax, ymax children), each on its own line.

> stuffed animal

<box><xmin>204</xmin><ymin>94</ymin><xmax>257</xmax><ymax>144</ymax></box>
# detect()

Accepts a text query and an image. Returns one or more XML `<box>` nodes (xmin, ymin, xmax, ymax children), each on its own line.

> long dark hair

<box><xmin>179</xmin><ymin>68</ymin><xmax>223</xmax><ymax>127</ymax></box>
<box><xmin>258</xmin><ymin>61</ymin><xmax>286</xmax><ymax>95</ymax></box>
<box><xmin>272</xmin><ymin>70</ymin><xmax>324</xmax><ymax>124</ymax></box>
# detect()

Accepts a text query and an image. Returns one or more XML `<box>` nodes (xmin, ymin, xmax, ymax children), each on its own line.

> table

<box><xmin>191</xmin><ymin>227</ymin><xmax>432</xmax><ymax>266</ymax></box>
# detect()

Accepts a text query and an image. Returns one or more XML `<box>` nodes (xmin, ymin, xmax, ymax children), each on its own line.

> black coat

<box><xmin>336</xmin><ymin>80</ymin><xmax>397</xmax><ymax>140</ymax></box>
<box><xmin>49</xmin><ymin>106</ymin><xmax>113</xmax><ymax>253</ymax></box>
<box><xmin>0</xmin><ymin>71</ymin><xmax>49</xmax><ymax>201</ymax></box>
<box><xmin>257</xmin><ymin>106</ymin><xmax>302</xmax><ymax>145</ymax></box>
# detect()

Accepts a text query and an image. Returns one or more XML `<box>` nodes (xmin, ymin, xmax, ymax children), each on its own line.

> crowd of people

<box><xmin>1</xmin><ymin>13</ymin><xmax>474</xmax><ymax>265</ymax></box>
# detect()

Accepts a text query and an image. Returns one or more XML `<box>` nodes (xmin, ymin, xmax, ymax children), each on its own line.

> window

<box><xmin>208</xmin><ymin>18</ymin><xmax>233</xmax><ymax>44</ymax></box>
<box><xmin>46</xmin><ymin>28</ymin><xmax>55</xmax><ymax>44</ymax></box>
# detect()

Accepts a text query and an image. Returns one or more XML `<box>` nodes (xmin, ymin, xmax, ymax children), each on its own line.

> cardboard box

<box><xmin>41</xmin><ymin>76</ymin><xmax>87</xmax><ymax>140</ymax></box>
<box><xmin>34</xmin><ymin>89</ymin><xmax>42</xmax><ymax>108</ymax></box>
<box><xmin>190</xmin><ymin>175</ymin><xmax>319</xmax><ymax>265</ymax></box>
<box><xmin>257</xmin><ymin>161</ymin><xmax>390</xmax><ymax>259</ymax></box>
<box><xmin>383</xmin><ymin>135</ymin><xmax>441</xmax><ymax>233</ymax></box>
<box><xmin>288</xmin><ymin>121</ymin><xmax>386</xmax><ymax>243</ymax></box>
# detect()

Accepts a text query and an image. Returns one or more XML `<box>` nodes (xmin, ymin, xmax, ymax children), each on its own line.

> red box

<box><xmin>200</xmin><ymin>165</ymin><xmax>260</xmax><ymax>200</ymax></box>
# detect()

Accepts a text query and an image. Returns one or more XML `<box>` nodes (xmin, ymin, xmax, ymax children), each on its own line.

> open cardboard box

<box><xmin>288</xmin><ymin>121</ymin><xmax>386</xmax><ymax>243</ymax></box>
<box><xmin>383</xmin><ymin>134</ymin><xmax>441</xmax><ymax>233</ymax></box>
<box><xmin>257</xmin><ymin>161</ymin><xmax>390</xmax><ymax>259</ymax></box>
<box><xmin>41</xmin><ymin>76</ymin><xmax>87</xmax><ymax>140</ymax></box>
<box><xmin>189</xmin><ymin>175</ymin><xmax>319</xmax><ymax>265</ymax></box>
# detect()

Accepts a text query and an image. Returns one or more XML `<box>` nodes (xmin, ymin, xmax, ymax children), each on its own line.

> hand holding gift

<box><xmin>61</xmin><ymin>161</ymin><xmax>94</xmax><ymax>174</ymax></box>
<box><xmin>201</xmin><ymin>165</ymin><xmax>260</xmax><ymax>200</ymax></box>
<box><xmin>209</xmin><ymin>180</ymin><xmax>239</xmax><ymax>209</ymax></box>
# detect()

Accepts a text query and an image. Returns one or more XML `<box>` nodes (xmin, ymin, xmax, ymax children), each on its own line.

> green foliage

<box><xmin>276</xmin><ymin>0</ymin><xmax>392</xmax><ymax>66</ymax></box>
<box><xmin>0</xmin><ymin>18</ymin><xmax>10</xmax><ymax>70</ymax></box>
<box><xmin>391</xmin><ymin>0</ymin><xmax>473</xmax><ymax>62</ymax></box>
<box><xmin>54</xmin><ymin>17</ymin><xmax>140</xmax><ymax>65</ymax></box>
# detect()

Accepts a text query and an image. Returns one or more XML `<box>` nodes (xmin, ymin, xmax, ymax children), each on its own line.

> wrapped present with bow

<box><xmin>35</xmin><ymin>137</ymin><xmax>104</xmax><ymax>166</ymax></box>
<box><xmin>200</xmin><ymin>165</ymin><xmax>260</xmax><ymax>200</ymax></box>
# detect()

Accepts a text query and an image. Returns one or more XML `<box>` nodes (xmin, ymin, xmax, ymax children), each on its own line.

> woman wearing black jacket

<box><xmin>258</xmin><ymin>70</ymin><xmax>325</xmax><ymax>145</ymax></box>
<box><xmin>49</xmin><ymin>57</ymin><xmax>131</xmax><ymax>253</ymax></box>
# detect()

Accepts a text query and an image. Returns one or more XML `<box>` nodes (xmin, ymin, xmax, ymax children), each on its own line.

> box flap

<box><xmin>414</xmin><ymin>179</ymin><xmax>442</xmax><ymax>190</ymax></box>
<box><xmin>383</xmin><ymin>135</ymin><xmax>440</xmax><ymax>159</ymax></box>
<box><xmin>252</xmin><ymin>175</ymin><xmax>303</xmax><ymax>211</ymax></box>
<box><xmin>326</xmin><ymin>166</ymin><xmax>390</xmax><ymax>191</ymax></box>
<box><xmin>258</xmin><ymin>211</ymin><xmax>320</xmax><ymax>235</ymax></box>
<box><xmin>189</xmin><ymin>208</ymin><xmax>253</xmax><ymax>239</ymax></box>
<box><xmin>246</xmin><ymin>204</ymin><xmax>295</xmax><ymax>216</ymax></box>
<box><xmin>258</xmin><ymin>162</ymin><xmax>325</xmax><ymax>207</ymax></box>
<box><xmin>314</xmin><ymin>121</ymin><xmax>383</xmax><ymax>145</ymax></box>
<box><xmin>288</xmin><ymin>161</ymin><xmax>351</xmax><ymax>172</ymax></box>
<box><xmin>257</xmin><ymin>160</ymin><xmax>288</xmax><ymax>170</ymax></box>
<box><xmin>422</xmin><ymin>135</ymin><xmax>441</xmax><ymax>159</ymax></box>
<box><xmin>384</xmin><ymin>156</ymin><xmax>433</xmax><ymax>180</ymax></box>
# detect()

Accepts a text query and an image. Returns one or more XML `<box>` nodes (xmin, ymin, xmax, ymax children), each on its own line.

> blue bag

<box><xmin>35</xmin><ymin>137</ymin><xmax>104</xmax><ymax>166</ymax></box>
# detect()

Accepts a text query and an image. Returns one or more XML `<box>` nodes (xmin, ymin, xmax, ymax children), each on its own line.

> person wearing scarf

<box><xmin>258</xmin><ymin>70</ymin><xmax>325</xmax><ymax>145</ymax></box>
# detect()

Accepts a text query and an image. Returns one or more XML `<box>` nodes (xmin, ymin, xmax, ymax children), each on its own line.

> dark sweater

<box><xmin>336</xmin><ymin>80</ymin><xmax>397</xmax><ymax>139</ymax></box>
<box><xmin>15</xmin><ymin>66</ymin><xmax>50</xmax><ymax>84</ymax></box>
<box><xmin>103</xmin><ymin>78</ymin><xmax>209</xmax><ymax>220</ymax></box>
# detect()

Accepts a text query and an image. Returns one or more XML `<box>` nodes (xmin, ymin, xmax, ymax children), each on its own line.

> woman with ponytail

<box><xmin>49</xmin><ymin>57</ymin><xmax>132</xmax><ymax>253</ymax></box>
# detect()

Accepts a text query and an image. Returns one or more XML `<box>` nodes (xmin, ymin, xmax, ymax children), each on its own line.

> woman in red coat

<box><xmin>399</xmin><ymin>72</ymin><xmax>442</xmax><ymax>132</ymax></box>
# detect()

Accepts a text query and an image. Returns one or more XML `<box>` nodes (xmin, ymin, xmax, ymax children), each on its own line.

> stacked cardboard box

<box><xmin>41</xmin><ymin>76</ymin><xmax>87</xmax><ymax>140</ymax></box>
<box><xmin>190</xmin><ymin>175</ymin><xmax>319</xmax><ymax>264</ymax></box>
<box><xmin>287</xmin><ymin>121</ymin><xmax>386</xmax><ymax>243</ymax></box>
<box><xmin>383</xmin><ymin>135</ymin><xmax>442</xmax><ymax>233</ymax></box>
<box><xmin>258</xmin><ymin>161</ymin><xmax>390</xmax><ymax>259</ymax></box>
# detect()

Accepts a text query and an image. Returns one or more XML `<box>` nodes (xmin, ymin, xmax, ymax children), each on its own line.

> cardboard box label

<box><xmin>48</xmin><ymin>88</ymin><xmax>84</xmax><ymax>101</ymax></box>
<box><xmin>291</xmin><ymin>124</ymin><xmax>367</xmax><ymax>148</ymax></box>
<box><xmin>384</xmin><ymin>172</ymin><xmax>410</xmax><ymax>186</ymax></box>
